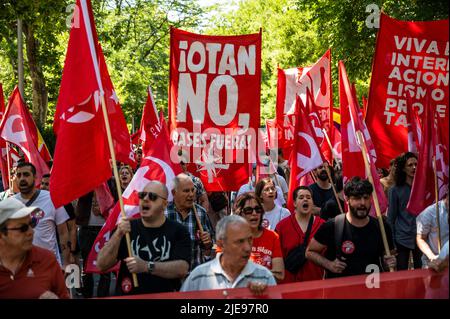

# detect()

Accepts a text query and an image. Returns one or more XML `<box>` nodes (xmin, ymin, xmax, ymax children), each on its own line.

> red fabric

<box><xmin>138</xmin><ymin>86</ymin><xmax>163</xmax><ymax>154</ymax></box>
<box><xmin>51</xmin><ymin>0</ymin><xmax>133</xmax><ymax>208</ymax></box>
<box><xmin>366</xmin><ymin>13</ymin><xmax>449</xmax><ymax>168</ymax></box>
<box><xmin>168</xmin><ymin>27</ymin><xmax>261</xmax><ymax>192</ymax></box>
<box><xmin>407</xmin><ymin>101</ymin><xmax>449</xmax><ymax>216</ymax></box>
<box><xmin>287</xmin><ymin>96</ymin><xmax>325</xmax><ymax>212</ymax></box>
<box><xmin>276</xmin><ymin>50</ymin><xmax>333</xmax><ymax>154</ymax></box>
<box><xmin>0</xmin><ymin>83</ymin><xmax>9</xmax><ymax>190</ymax></box>
<box><xmin>215</xmin><ymin>228</ymin><xmax>282</xmax><ymax>270</ymax></box>
<box><xmin>275</xmin><ymin>214</ymin><xmax>325</xmax><ymax>283</ymax></box>
<box><xmin>120</xmin><ymin>269</ymin><xmax>447</xmax><ymax>299</ymax></box>
<box><xmin>339</xmin><ymin>61</ymin><xmax>387</xmax><ymax>216</ymax></box>
<box><xmin>304</xmin><ymin>88</ymin><xmax>332</xmax><ymax>163</ymax></box>
<box><xmin>0</xmin><ymin>246</ymin><xmax>69</xmax><ymax>299</ymax></box>
<box><xmin>405</xmin><ymin>97</ymin><xmax>422</xmax><ymax>154</ymax></box>
<box><xmin>85</xmin><ymin>124</ymin><xmax>183</xmax><ymax>273</ymax></box>
<box><xmin>0</xmin><ymin>87</ymin><xmax>50</xmax><ymax>182</ymax></box>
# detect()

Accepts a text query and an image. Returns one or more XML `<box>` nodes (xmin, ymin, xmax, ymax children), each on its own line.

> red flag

<box><xmin>0</xmin><ymin>83</ymin><xmax>8</xmax><ymax>190</ymax></box>
<box><xmin>407</xmin><ymin>101</ymin><xmax>449</xmax><ymax>216</ymax></box>
<box><xmin>339</xmin><ymin>61</ymin><xmax>387</xmax><ymax>216</ymax></box>
<box><xmin>287</xmin><ymin>96</ymin><xmax>326</xmax><ymax>212</ymax></box>
<box><xmin>362</xmin><ymin>96</ymin><xmax>368</xmax><ymax>120</ymax></box>
<box><xmin>85</xmin><ymin>124</ymin><xmax>183</xmax><ymax>273</ymax></box>
<box><xmin>0</xmin><ymin>87</ymin><xmax>50</xmax><ymax>183</ymax></box>
<box><xmin>169</xmin><ymin>27</ymin><xmax>262</xmax><ymax>191</ymax></box>
<box><xmin>405</xmin><ymin>97</ymin><xmax>422</xmax><ymax>154</ymax></box>
<box><xmin>304</xmin><ymin>88</ymin><xmax>333</xmax><ymax>163</ymax></box>
<box><xmin>138</xmin><ymin>86</ymin><xmax>163</xmax><ymax>154</ymax></box>
<box><xmin>51</xmin><ymin>0</ymin><xmax>133</xmax><ymax>208</ymax></box>
<box><xmin>276</xmin><ymin>50</ymin><xmax>333</xmax><ymax>151</ymax></box>
<box><xmin>365</xmin><ymin>13</ymin><xmax>449</xmax><ymax>168</ymax></box>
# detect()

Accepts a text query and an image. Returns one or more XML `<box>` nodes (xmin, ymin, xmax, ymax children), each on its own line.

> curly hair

<box><xmin>393</xmin><ymin>152</ymin><xmax>418</xmax><ymax>186</ymax></box>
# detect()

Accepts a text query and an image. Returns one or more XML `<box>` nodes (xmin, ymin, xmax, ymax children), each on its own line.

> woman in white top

<box><xmin>255</xmin><ymin>177</ymin><xmax>290</xmax><ymax>231</ymax></box>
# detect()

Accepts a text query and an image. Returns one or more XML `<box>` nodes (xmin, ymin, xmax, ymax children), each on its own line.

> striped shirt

<box><xmin>166</xmin><ymin>202</ymin><xmax>215</xmax><ymax>270</ymax></box>
<box><xmin>180</xmin><ymin>253</ymin><xmax>276</xmax><ymax>292</ymax></box>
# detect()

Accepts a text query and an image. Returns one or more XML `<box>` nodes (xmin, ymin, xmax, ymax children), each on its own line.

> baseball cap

<box><xmin>0</xmin><ymin>197</ymin><xmax>39</xmax><ymax>225</ymax></box>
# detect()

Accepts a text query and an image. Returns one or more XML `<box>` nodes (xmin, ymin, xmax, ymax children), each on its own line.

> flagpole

<box><xmin>356</xmin><ymin>131</ymin><xmax>394</xmax><ymax>272</ymax></box>
<box><xmin>192</xmin><ymin>203</ymin><xmax>205</xmax><ymax>233</ymax></box>
<box><xmin>324</xmin><ymin>162</ymin><xmax>344</xmax><ymax>215</ymax></box>
<box><xmin>432</xmin><ymin>156</ymin><xmax>442</xmax><ymax>253</ymax></box>
<box><xmin>310</xmin><ymin>171</ymin><xmax>318</xmax><ymax>184</ymax></box>
<box><xmin>6</xmin><ymin>142</ymin><xmax>12</xmax><ymax>190</ymax></box>
<box><xmin>100</xmin><ymin>95</ymin><xmax>138</xmax><ymax>288</ymax></box>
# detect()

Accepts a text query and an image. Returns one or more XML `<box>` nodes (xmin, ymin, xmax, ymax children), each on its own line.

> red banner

<box><xmin>109</xmin><ymin>269</ymin><xmax>448</xmax><ymax>299</ymax></box>
<box><xmin>366</xmin><ymin>13</ymin><xmax>449</xmax><ymax>168</ymax></box>
<box><xmin>168</xmin><ymin>28</ymin><xmax>261</xmax><ymax>191</ymax></box>
<box><xmin>276</xmin><ymin>50</ymin><xmax>333</xmax><ymax>154</ymax></box>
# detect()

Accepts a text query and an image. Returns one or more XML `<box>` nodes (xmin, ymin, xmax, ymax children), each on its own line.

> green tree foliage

<box><xmin>206</xmin><ymin>0</ymin><xmax>322</xmax><ymax>121</ymax></box>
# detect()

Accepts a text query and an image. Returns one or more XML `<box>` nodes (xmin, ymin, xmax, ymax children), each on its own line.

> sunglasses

<box><xmin>5</xmin><ymin>218</ymin><xmax>37</xmax><ymax>233</ymax></box>
<box><xmin>241</xmin><ymin>206</ymin><xmax>264</xmax><ymax>215</ymax></box>
<box><xmin>138</xmin><ymin>191</ymin><xmax>167</xmax><ymax>201</ymax></box>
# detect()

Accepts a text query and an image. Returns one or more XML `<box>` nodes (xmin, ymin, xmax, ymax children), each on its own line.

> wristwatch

<box><xmin>147</xmin><ymin>261</ymin><xmax>155</xmax><ymax>273</ymax></box>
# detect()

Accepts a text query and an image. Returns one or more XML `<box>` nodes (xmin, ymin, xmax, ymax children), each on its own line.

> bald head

<box><xmin>143</xmin><ymin>181</ymin><xmax>168</xmax><ymax>199</ymax></box>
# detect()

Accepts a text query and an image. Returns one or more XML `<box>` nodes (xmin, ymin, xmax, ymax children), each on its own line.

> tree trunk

<box><xmin>23</xmin><ymin>22</ymin><xmax>47</xmax><ymax>129</ymax></box>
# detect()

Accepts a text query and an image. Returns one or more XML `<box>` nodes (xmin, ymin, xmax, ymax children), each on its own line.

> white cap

<box><xmin>0</xmin><ymin>197</ymin><xmax>39</xmax><ymax>225</ymax></box>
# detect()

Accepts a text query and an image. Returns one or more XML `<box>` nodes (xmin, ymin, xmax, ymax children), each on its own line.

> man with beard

<box><xmin>309</xmin><ymin>164</ymin><xmax>335</xmax><ymax>215</ymax></box>
<box><xmin>13</xmin><ymin>162</ymin><xmax>70</xmax><ymax>269</ymax></box>
<box><xmin>306</xmin><ymin>177</ymin><xmax>396</xmax><ymax>278</ymax></box>
<box><xmin>97</xmin><ymin>181</ymin><xmax>191</xmax><ymax>295</ymax></box>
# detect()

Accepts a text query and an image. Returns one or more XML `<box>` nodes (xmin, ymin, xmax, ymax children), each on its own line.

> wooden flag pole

<box><xmin>433</xmin><ymin>156</ymin><xmax>442</xmax><ymax>253</ymax></box>
<box><xmin>100</xmin><ymin>95</ymin><xmax>138</xmax><ymax>288</ymax></box>
<box><xmin>356</xmin><ymin>131</ymin><xmax>394</xmax><ymax>272</ymax></box>
<box><xmin>192</xmin><ymin>203</ymin><xmax>204</xmax><ymax>233</ymax></box>
<box><xmin>6</xmin><ymin>142</ymin><xmax>12</xmax><ymax>190</ymax></box>
<box><xmin>324</xmin><ymin>162</ymin><xmax>344</xmax><ymax>215</ymax></box>
<box><xmin>310</xmin><ymin>171</ymin><xmax>318</xmax><ymax>184</ymax></box>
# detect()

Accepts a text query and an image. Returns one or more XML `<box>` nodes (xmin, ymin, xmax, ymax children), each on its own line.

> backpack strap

<box><xmin>334</xmin><ymin>213</ymin><xmax>346</xmax><ymax>260</ymax></box>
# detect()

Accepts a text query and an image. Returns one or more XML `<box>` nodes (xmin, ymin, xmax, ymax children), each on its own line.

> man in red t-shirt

<box><xmin>0</xmin><ymin>197</ymin><xmax>69</xmax><ymax>299</ymax></box>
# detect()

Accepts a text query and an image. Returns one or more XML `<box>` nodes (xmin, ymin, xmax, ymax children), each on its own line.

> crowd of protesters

<box><xmin>0</xmin><ymin>147</ymin><xmax>448</xmax><ymax>299</ymax></box>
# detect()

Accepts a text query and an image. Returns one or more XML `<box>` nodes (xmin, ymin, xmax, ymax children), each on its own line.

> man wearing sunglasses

<box><xmin>0</xmin><ymin>197</ymin><xmax>69</xmax><ymax>298</ymax></box>
<box><xmin>96</xmin><ymin>181</ymin><xmax>192</xmax><ymax>295</ymax></box>
<box><xmin>166</xmin><ymin>173</ymin><xmax>215</xmax><ymax>270</ymax></box>
<box><xmin>13</xmin><ymin>162</ymin><xmax>70</xmax><ymax>270</ymax></box>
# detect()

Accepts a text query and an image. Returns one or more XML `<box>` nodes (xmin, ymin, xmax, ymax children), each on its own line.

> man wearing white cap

<box><xmin>0</xmin><ymin>197</ymin><xmax>69</xmax><ymax>298</ymax></box>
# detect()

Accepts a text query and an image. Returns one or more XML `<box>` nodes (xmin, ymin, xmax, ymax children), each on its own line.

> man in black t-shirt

<box><xmin>96</xmin><ymin>181</ymin><xmax>191</xmax><ymax>295</ymax></box>
<box><xmin>306</xmin><ymin>177</ymin><xmax>396</xmax><ymax>278</ymax></box>
<box><xmin>309</xmin><ymin>164</ymin><xmax>334</xmax><ymax>215</ymax></box>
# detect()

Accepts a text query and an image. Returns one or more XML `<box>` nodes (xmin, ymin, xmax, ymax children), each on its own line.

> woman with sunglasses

<box><xmin>275</xmin><ymin>186</ymin><xmax>325</xmax><ymax>283</ymax></box>
<box><xmin>255</xmin><ymin>178</ymin><xmax>290</xmax><ymax>231</ymax></box>
<box><xmin>220</xmin><ymin>192</ymin><xmax>285</xmax><ymax>282</ymax></box>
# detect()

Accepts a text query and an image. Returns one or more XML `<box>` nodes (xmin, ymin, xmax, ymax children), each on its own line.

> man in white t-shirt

<box><xmin>14</xmin><ymin>162</ymin><xmax>70</xmax><ymax>268</ymax></box>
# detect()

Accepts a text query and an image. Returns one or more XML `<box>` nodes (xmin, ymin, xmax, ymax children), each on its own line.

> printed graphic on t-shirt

<box><xmin>341</xmin><ymin>240</ymin><xmax>355</xmax><ymax>255</ymax></box>
<box><xmin>251</xmin><ymin>246</ymin><xmax>273</xmax><ymax>268</ymax></box>
<box><xmin>131</xmin><ymin>235</ymin><xmax>172</xmax><ymax>261</ymax></box>
<box><xmin>31</xmin><ymin>209</ymin><xmax>45</xmax><ymax>226</ymax></box>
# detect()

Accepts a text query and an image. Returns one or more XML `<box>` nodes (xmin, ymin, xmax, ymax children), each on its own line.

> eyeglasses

<box><xmin>5</xmin><ymin>219</ymin><xmax>37</xmax><ymax>233</ymax></box>
<box><xmin>138</xmin><ymin>191</ymin><xmax>167</xmax><ymax>201</ymax></box>
<box><xmin>241</xmin><ymin>206</ymin><xmax>264</xmax><ymax>215</ymax></box>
